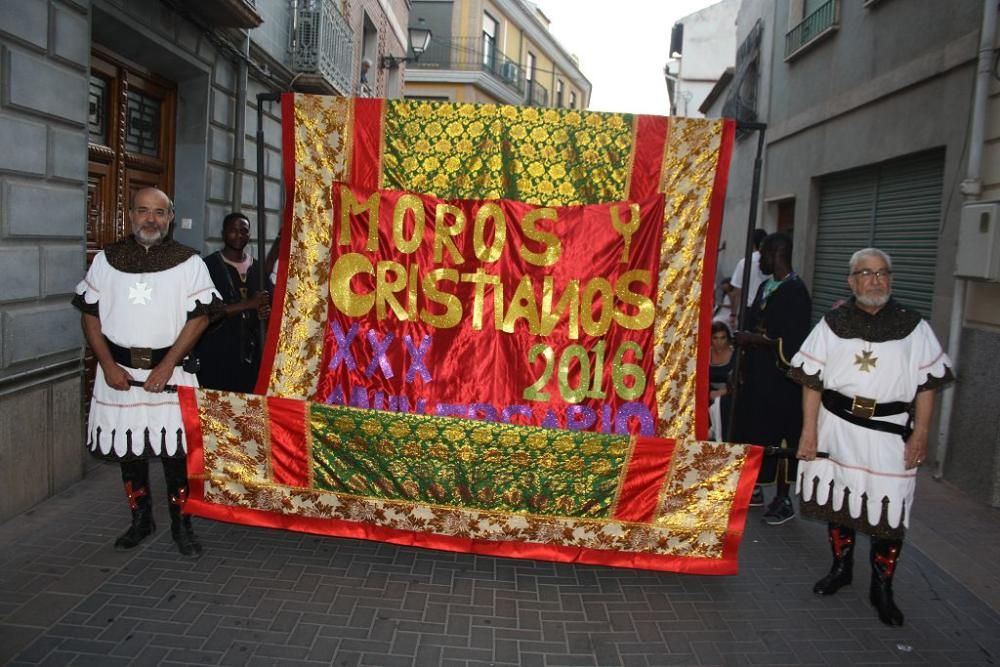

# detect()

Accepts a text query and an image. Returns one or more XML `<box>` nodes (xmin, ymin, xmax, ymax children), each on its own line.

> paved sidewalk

<box><xmin>0</xmin><ymin>462</ymin><xmax>998</xmax><ymax>666</ymax></box>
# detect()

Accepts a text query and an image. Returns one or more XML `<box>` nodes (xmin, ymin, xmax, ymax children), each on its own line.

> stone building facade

<box><xmin>0</xmin><ymin>0</ymin><xmax>410</xmax><ymax>522</ymax></box>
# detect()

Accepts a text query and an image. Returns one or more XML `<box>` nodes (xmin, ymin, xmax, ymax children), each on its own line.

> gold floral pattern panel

<box><xmin>652</xmin><ymin>118</ymin><xmax>724</xmax><ymax>440</ymax></box>
<box><xmin>381</xmin><ymin>100</ymin><xmax>636</xmax><ymax>206</ymax></box>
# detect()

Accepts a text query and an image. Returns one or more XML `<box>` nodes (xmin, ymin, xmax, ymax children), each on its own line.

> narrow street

<box><xmin>1</xmin><ymin>462</ymin><xmax>997</xmax><ymax>666</ymax></box>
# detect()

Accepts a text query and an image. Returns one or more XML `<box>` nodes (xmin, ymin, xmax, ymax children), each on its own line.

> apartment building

<box><xmin>402</xmin><ymin>0</ymin><xmax>591</xmax><ymax>108</ymax></box>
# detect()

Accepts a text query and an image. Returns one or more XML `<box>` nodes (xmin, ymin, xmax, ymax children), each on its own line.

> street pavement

<box><xmin>0</xmin><ymin>461</ymin><xmax>998</xmax><ymax>666</ymax></box>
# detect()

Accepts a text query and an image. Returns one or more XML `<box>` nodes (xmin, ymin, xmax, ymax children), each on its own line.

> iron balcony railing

<box><xmin>527</xmin><ymin>80</ymin><xmax>548</xmax><ymax>107</ymax></box>
<box><xmin>785</xmin><ymin>0</ymin><xmax>838</xmax><ymax>59</ymax></box>
<box><xmin>289</xmin><ymin>0</ymin><xmax>354</xmax><ymax>94</ymax></box>
<box><xmin>411</xmin><ymin>36</ymin><xmax>527</xmax><ymax>97</ymax></box>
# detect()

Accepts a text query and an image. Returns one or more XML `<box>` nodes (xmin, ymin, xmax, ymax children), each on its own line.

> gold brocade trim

<box><xmin>653</xmin><ymin>439</ymin><xmax>747</xmax><ymax>554</ymax></box>
<box><xmin>267</xmin><ymin>94</ymin><xmax>353</xmax><ymax>398</ymax></box>
<box><xmin>652</xmin><ymin>118</ymin><xmax>724</xmax><ymax>441</ymax></box>
<box><xmin>197</xmin><ymin>389</ymin><xmax>271</xmax><ymax>487</ymax></box>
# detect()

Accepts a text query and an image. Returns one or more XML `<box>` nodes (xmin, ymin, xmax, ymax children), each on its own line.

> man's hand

<box><xmin>143</xmin><ymin>362</ymin><xmax>174</xmax><ymax>393</ymax></box>
<box><xmin>101</xmin><ymin>362</ymin><xmax>133</xmax><ymax>391</ymax></box>
<box><xmin>797</xmin><ymin>429</ymin><xmax>819</xmax><ymax>461</ymax></box>
<box><xmin>904</xmin><ymin>431</ymin><xmax>928</xmax><ymax>470</ymax></box>
<box><xmin>734</xmin><ymin>330</ymin><xmax>767</xmax><ymax>347</ymax></box>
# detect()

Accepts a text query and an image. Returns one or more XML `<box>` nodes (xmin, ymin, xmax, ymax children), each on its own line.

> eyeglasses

<box><xmin>851</xmin><ymin>269</ymin><xmax>892</xmax><ymax>281</ymax></box>
<box><xmin>134</xmin><ymin>207</ymin><xmax>170</xmax><ymax>218</ymax></box>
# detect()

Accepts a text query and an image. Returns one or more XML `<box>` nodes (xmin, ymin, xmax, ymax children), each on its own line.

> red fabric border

<box><xmin>694</xmin><ymin>119</ymin><xmax>735</xmax><ymax>441</ymax></box>
<box><xmin>351</xmin><ymin>97</ymin><xmax>384</xmax><ymax>189</ymax></box>
<box><xmin>629</xmin><ymin>115</ymin><xmax>669</xmax><ymax>201</ymax></box>
<box><xmin>612</xmin><ymin>436</ymin><xmax>676</xmax><ymax>523</ymax></box>
<box><xmin>720</xmin><ymin>443</ymin><xmax>763</xmax><ymax>562</ymax></box>
<box><xmin>254</xmin><ymin>92</ymin><xmax>298</xmax><ymax>394</ymax></box>
<box><xmin>179</xmin><ymin>386</ymin><xmax>206</xmax><ymax>502</ymax></box>
<box><xmin>183</xmin><ymin>493</ymin><xmax>739</xmax><ymax>575</ymax></box>
<box><xmin>268</xmin><ymin>396</ymin><xmax>310</xmax><ymax>487</ymax></box>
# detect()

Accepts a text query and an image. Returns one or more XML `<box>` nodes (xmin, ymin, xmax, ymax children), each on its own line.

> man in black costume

<box><xmin>196</xmin><ymin>212</ymin><xmax>271</xmax><ymax>392</ymax></box>
<box><xmin>733</xmin><ymin>232</ymin><xmax>811</xmax><ymax>524</ymax></box>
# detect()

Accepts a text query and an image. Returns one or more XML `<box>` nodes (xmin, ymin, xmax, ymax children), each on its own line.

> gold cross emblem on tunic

<box><xmin>854</xmin><ymin>349</ymin><xmax>878</xmax><ymax>373</ymax></box>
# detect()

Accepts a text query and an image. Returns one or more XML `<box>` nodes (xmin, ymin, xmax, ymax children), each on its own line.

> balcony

<box><xmin>289</xmin><ymin>0</ymin><xmax>354</xmax><ymax>94</ymax></box>
<box><xmin>410</xmin><ymin>36</ymin><xmax>527</xmax><ymax>98</ymax></box>
<box><xmin>785</xmin><ymin>0</ymin><xmax>839</xmax><ymax>61</ymax></box>
<box><xmin>527</xmin><ymin>80</ymin><xmax>548</xmax><ymax>107</ymax></box>
<box><xmin>177</xmin><ymin>0</ymin><xmax>262</xmax><ymax>28</ymax></box>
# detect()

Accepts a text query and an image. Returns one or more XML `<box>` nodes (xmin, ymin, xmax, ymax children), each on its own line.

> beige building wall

<box><xmin>404</xmin><ymin>0</ymin><xmax>590</xmax><ymax>108</ymax></box>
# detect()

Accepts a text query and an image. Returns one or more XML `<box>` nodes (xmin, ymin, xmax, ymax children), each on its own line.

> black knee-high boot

<box><xmin>813</xmin><ymin>522</ymin><xmax>855</xmax><ymax>595</ymax></box>
<box><xmin>162</xmin><ymin>457</ymin><xmax>202</xmax><ymax>558</ymax></box>
<box><xmin>870</xmin><ymin>537</ymin><xmax>904</xmax><ymax>627</ymax></box>
<box><xmin>115</xmin><ymin>459</ymin><xmax>156</xmax><ymax>550</ymax></box>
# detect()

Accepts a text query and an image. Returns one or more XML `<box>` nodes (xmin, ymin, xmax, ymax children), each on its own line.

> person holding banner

<box><xmin>73</xmin><ymin>187</ymin><xmax>219</xmax><ymax>557</ymax></box>
<box><xmin>789</xmin><ymin>248</ymin><xmax>953</xmax><ymax>627</ymax></box>
<box><xmin>195</xmin><ymin>212</ymin><xmax>271</xmax><ymax>393</ymax></box>
<box><xmin>732</xmin><ymin>233</ymin><xmax>811</xmax><ymax>524</ymax></box>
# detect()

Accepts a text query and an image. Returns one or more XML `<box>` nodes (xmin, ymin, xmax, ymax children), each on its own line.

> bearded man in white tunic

<box><xmin>73</xmin><ymin>188</ymin><xmax>219</xmax><ymax>557</ymax></box>
<box><xmin>788</xmin><ymin>248</ymin><xmax>953</xmax><ymax>627</ymax></box>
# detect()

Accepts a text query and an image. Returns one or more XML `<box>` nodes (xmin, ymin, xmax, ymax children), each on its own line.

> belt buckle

<box><xmin>851</xmin><ymin>395</ymin><xmax>877</xmax><ymax>419</ymax></box>
<box><xmin>130</xmin><ymin>347</ymin><xmax>153</xmax><ymax>369</ymax></box>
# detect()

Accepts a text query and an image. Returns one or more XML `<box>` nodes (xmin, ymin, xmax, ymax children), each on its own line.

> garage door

<box><xmin>811</xmin><ymin>149</ymin><xmax>944</xmax><ymax>322</ymax></box>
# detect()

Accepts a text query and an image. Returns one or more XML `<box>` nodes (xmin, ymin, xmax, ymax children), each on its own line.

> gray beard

<box><xmin>136</xmin><ymin>228</ymin><xmax>166</xmax><ymax>246</ymax></box>
<box><xmin>856</xmin><ymin>292</ymin><xmax>890</xmax><ymax>308</ymax></box>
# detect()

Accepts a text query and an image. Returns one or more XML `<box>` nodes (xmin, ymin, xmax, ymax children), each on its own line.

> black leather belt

<box><xmin>105</xmin><ymin>338</ymin><xmax>179</xmax><ymax>370</ymax></box>
<box><xmin>821</xmin><ymin>390</ymin><xmax>912</xmax><ymax>439</ymax></box>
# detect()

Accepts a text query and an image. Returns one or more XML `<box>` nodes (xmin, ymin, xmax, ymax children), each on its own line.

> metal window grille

<box><xmin>290</xmin><ymin>0</ymin><xmax>354</xmax><ymax>94</ymax></box>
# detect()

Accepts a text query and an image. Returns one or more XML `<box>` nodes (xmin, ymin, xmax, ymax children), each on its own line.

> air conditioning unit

<box><xmin>955</xmin><ymin>202</ymin><xmax>1000</xmax><ymax>281</ymax></box>
<box><xmin>500</xmin><ymin>62</ymin><xmax>518</xmax><ymax>83</ymax></box>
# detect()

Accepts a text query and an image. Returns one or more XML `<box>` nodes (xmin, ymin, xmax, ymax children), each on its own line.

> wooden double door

<box><xmin>84</xmin><ymin>49</ymin><xmax>177</xmax><ymax>402</ymax></box>
<box><xmin>87</xmin><ymin>48</ymin><xmax>176</xmax><ymax>264</ymax></box>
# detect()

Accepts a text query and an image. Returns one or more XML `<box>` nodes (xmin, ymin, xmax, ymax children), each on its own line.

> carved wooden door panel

<box><xmin>87</xmin><ymin>49</ymin><xmax>176</xmax><ymax>264</ymax></box>
<box><xmin>85</xmin><ymin>50</ymin><xmax>177</xmax><ymax>402</ymax></box>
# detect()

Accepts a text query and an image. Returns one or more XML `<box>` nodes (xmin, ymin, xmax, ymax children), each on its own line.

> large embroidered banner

<box><xmin>320</xmin><ymin>183</ymin><xmax>666</xmax><ymax>434</ymax></box>
<box><xmin>180</xmin><ymin>388</ymin><xmax>762</xmax><ymax>573</ymax></box>
<box><xmin>179</xmin><ymin>95</ymin><xmax>758</xmax><ymax>574</ymax></box>
<box><xmin>259</xmin><ymin>95</ymin><xmax>734</xmax><ymax>443</ymax></box>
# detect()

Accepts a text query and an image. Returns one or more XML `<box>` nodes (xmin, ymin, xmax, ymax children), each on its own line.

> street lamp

<box><xmin>381</xmin><ymin>25</ymin><xmax>433</xmax><ymax>69</ymax></box>
<box><xmin>662</xmin><ymin>51</ymin><xmax>687</xmax><ymax>116</ymax></box>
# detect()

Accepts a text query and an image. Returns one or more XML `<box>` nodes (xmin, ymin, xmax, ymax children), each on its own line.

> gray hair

<box><xmin>849</xmin><ymin>247</ymin><xmax>892</xmax><ymax>273</ymax></box>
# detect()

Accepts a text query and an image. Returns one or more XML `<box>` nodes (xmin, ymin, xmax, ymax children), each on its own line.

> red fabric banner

<box><xmin>316</xmin><ymin>183</ymin><xmax>666</xmax><ymax>436</ymax></box>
